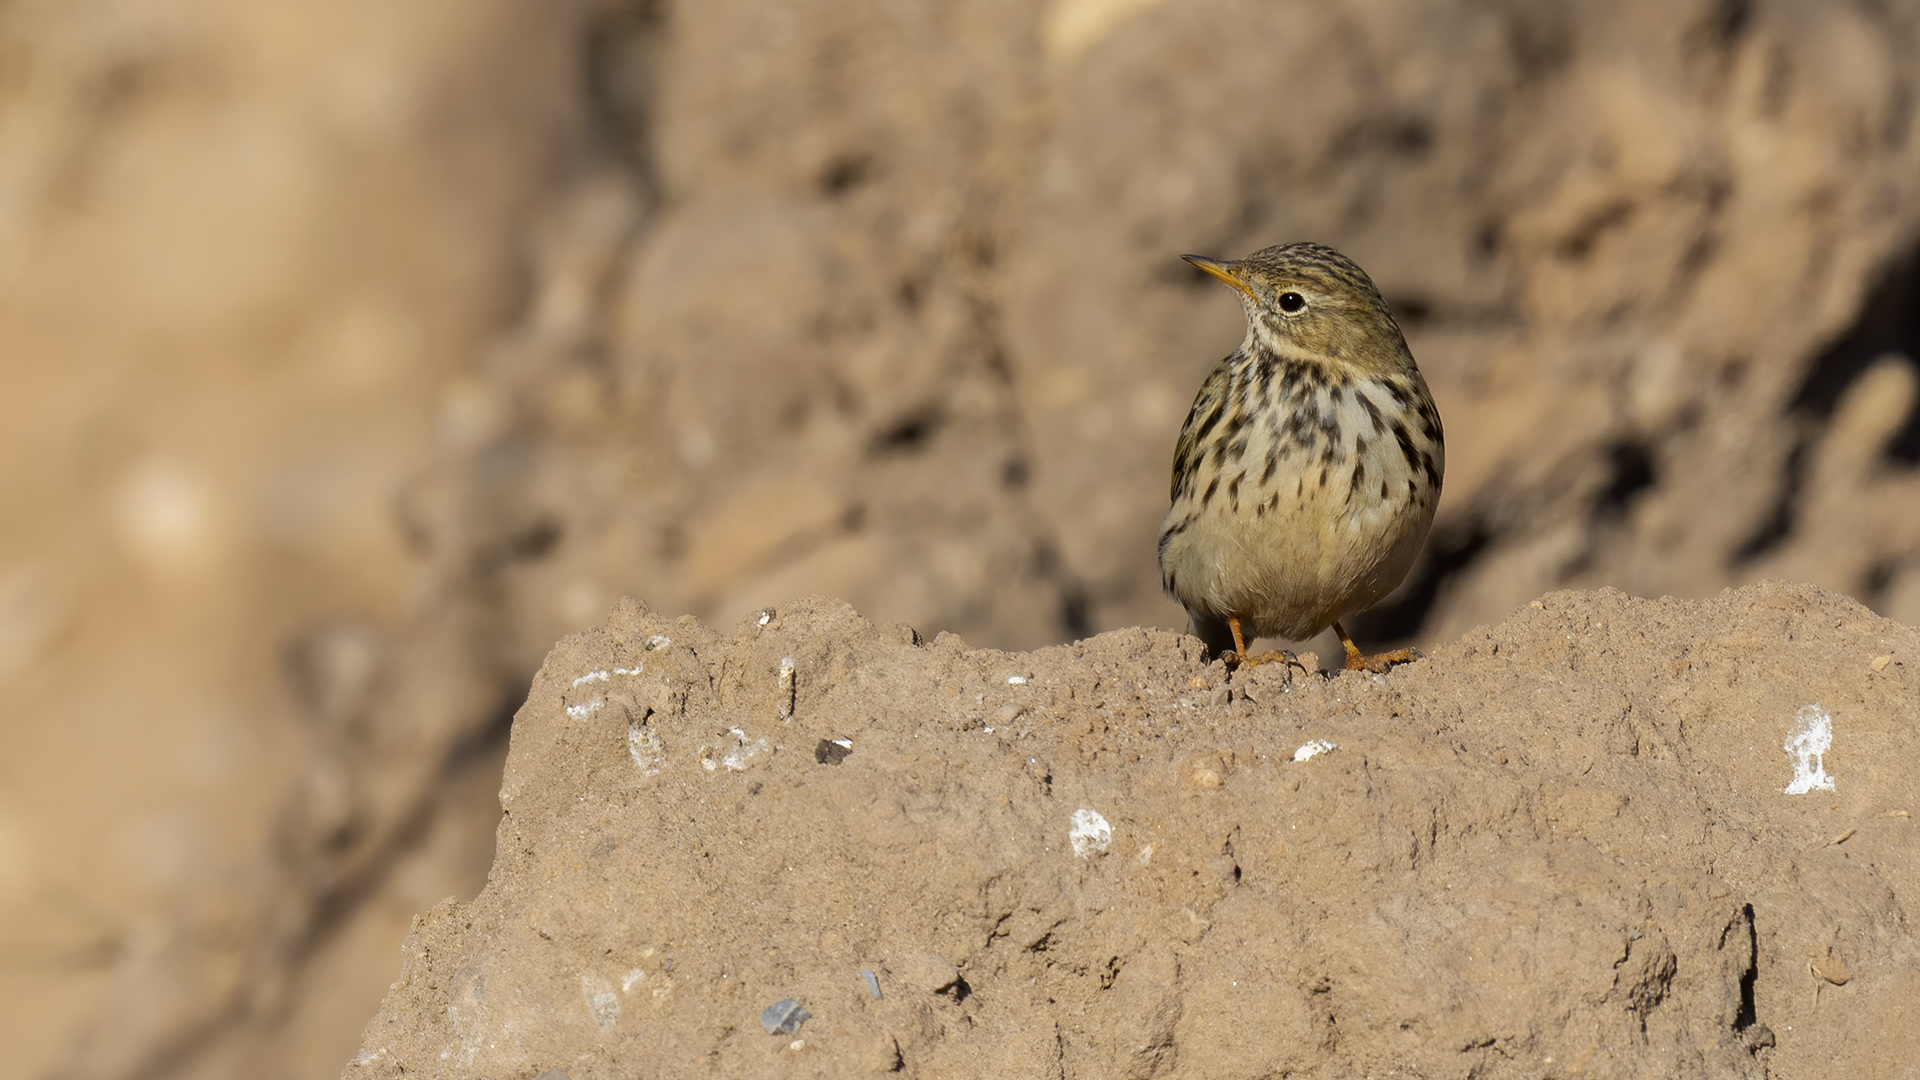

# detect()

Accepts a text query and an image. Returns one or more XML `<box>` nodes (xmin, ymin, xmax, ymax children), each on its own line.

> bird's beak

<box><xmin>1181</xmin><ymin>254</ymin><xmax>1254</xmax><ymax>300</ymax></box>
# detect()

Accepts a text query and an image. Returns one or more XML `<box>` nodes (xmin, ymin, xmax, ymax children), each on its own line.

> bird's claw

<box><xmin>1343</xmin><ymin>645</ymin><xmax>1423</xmax><ymax>674</ymax></box>
<box><xmin>1231</xmin><ymin>648</ymin><xmax>1301</xmax><ymax>671</ymax></box>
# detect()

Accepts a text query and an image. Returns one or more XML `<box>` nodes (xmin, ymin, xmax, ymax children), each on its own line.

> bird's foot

<box><xmin>1342</xmin><ymin>644</ymin><xmax>1423</xmax><ymax>673</ymax></box>
<box><xmin>1232</xmin><ymin>648</ymin><xmax>1299</xmax><ymax>670</ymax></box>
<box><xmin>1219</xmin><ymin>616</ymin><xmax>1307</xmax><ymax>672</ymax></box>
<box><xmin>1332</xmin><ymin>620</ymin><xmax>1424</xmax><ymax>674</ymax></box>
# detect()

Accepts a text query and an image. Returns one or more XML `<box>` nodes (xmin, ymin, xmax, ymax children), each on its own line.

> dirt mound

<box><xmin>12</xmin><ymin>3</ymin><xmax>1920</xmax><ymax>1077</ymax></box>
<box><xmin>346</xmin><ymin>584</ymin><xmax>1917</xmax><ymax>1079</ymax></box>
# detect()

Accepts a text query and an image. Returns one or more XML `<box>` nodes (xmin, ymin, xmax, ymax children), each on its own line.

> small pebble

<box><xmin>777</xmin><ymin>656</ymin><xmax>796</xmax><ymax>720</ymax></box>
<box><xmin>761</xmin><ymin>998</ymin><xmax>811</xmax><ymax>1035</ymax></box>
<box><xmin>1870</xmin><ymin>654</ymin><xmax>1892</xmax><ymax>672</ymax></box>
<box><xmin>1291</xmin><ymin>739</ymin><xmax>1337</xmax><ymax>762</ymax></box>
<box><xmin>861</xmin><ymin>969</ymin><xmax>883</xmax><ymax>999</ymax></box>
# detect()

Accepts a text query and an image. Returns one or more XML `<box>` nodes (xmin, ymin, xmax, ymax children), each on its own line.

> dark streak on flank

<box><xmin>1417</xmin><ymin>397</ymin><xmax>1441</xmax><ymax>436</ymax></box>
<box><xmin>1411</xmin><ymin>400</ymin><xmax>1439</xmax><ymax>442</ymax></box>
<box><xmin>1390</xmin><ymin>417</ymin><xmax>1420</xmax><ymax>475</ymax></box>
<box><xmin>1189</xmin><ymin>399</ymin><xmax>1227</xmax><ymax>454</ymax></box>
<box><xmin>1359</xmin><ymin>392</ymin><xmax>1385</xmax><ymax>435</ymax></box>
<box><xmin>1219</xmin><ymin>409</ymin><xmax>1248</xmax><ymax>445</ymax></box>
<box><xmin>1419</xmin><ymin>449</ymin><xmax>1442</xmax><ymax>490</ymax></box>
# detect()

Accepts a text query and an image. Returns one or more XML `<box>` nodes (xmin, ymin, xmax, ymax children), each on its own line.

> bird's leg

<box><xmin>1333</xmin><ymin>620</ymin><xmax>1422</xmax><ymax>673</ymax></box>
<box><xmin>1228</xmin><ymin>615</ymin><xmax>1249</xmax><ymax>661</ymax></box>
<box><xmin>1228</xmin><ymin>616</ymin><xmax>1296</xmax><ymax>669</ymax></box>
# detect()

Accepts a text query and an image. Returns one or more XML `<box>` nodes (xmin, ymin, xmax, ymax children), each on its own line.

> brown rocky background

<box><xmin>0</xmin><ymin>0</ymin><xmax>1917</xmax><ymax>1078</ymax></box>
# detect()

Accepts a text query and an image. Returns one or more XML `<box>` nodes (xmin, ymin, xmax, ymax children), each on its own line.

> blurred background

<box><xmin>3</xmin><ymin>0</ymin><xmax>1919</xmax><ymax>1076</ymax></box>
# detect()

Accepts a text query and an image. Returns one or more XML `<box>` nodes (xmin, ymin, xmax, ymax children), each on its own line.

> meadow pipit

<box><xmin>1158</xmin><ymin>242</ymin><xmax>1443</xmax><ymax>672</ymax></box>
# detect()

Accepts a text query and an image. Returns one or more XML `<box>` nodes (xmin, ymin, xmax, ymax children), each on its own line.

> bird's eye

<box><xmin>1278</xmin><ymin>292</ymin><xmax>1307</xmax><ymax>314</ymax></box>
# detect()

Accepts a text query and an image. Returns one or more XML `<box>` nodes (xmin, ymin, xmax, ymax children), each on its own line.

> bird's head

<box><xmin>1182</xmin><ymin>242</ymin><xmax>1410</xmax><ymax>374</ymax></box>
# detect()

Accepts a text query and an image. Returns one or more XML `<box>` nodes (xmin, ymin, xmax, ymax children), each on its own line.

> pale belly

<box><xmin>1159</xmin><ymin>480</ymin><xmax>1434</xmax><ymax>641</ymax></box>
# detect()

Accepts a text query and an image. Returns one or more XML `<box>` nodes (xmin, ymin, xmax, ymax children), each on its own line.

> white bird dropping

<box><xmin>1783</xmin><ymin>704</ymin><xmax>1836</xmax><ymax>795</ymax></box>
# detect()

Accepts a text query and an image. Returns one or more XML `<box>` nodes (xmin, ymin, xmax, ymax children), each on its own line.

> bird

<box><xmin>1157</xmin><ymin>241</ymin><xmax>1443</xmax><ymax>672</ymax></box>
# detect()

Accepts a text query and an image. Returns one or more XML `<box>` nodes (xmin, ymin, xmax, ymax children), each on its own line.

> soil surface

<box><xmin>348</xmin><ymin>584</ymin><xmax>1918</xmax><ymax>1079</ymax></box>
<box><xmin>8</xmin><ymin>2</ymin><xmax>1920</xmax><ymax>1077</ymax></box>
